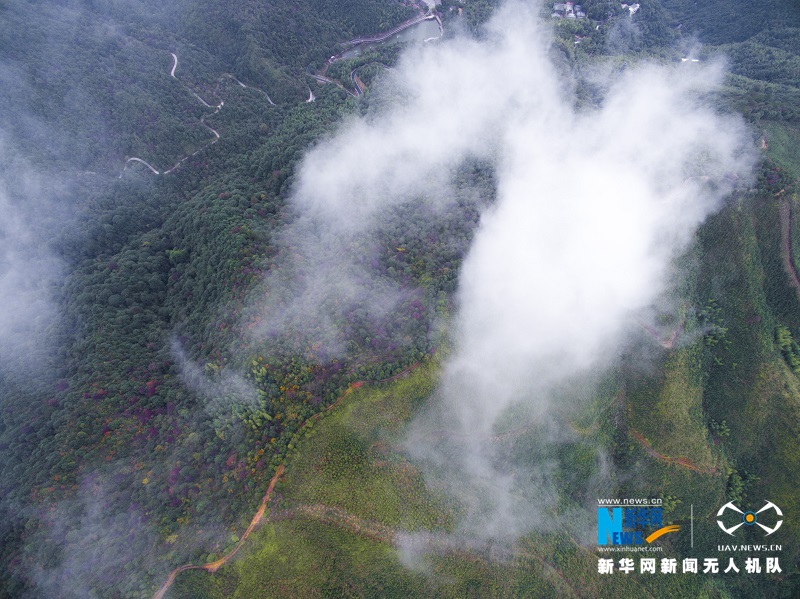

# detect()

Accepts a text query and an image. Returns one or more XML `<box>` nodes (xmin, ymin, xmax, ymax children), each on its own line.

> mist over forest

<box><xmin>1</xmin><ymin>0</ymin><xmax>800</xmax><ymax>597</ymax></box>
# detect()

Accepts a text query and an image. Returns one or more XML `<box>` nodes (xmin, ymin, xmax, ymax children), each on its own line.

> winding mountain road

<box><xmin>119</xmin><ymin>157</ymin><xmax>160</xmax><ymax>177</ymax></box>
<box><xmin>222</xmin><ymin>73</ymin><xmax>276</xmax><ymax>105</ymax></box>
<box><xmin>122</xmin><ymin>51</ymin><xmax>280</xmax><ymax>177</ymax></box>
<box><xmin>123</xmin><ymin>10</ymin><xmax>444</xmax><ymax>177</ymax></box>
<box><xmin>313</xmin><ymin>11</ymin><xmax>438</xmax><ymax>97</ymax></box>
<box><xmin>306</xmin><ymin>66</ymin><xmax>358</xmax><ymax>98</ymax></box>
<box><xmin>170</xmin><ymin>52</ymin><xmax>222</xmax><ymax>109</ymax></box>
<box><xmin>340</xmin><ymin>13</ymin><xmax>434</xmax><ymax>47</ymax></box>
<box><xmin>121</xmin><ymin>52</ymin><xmax>225</xmax><ymax>177</ymax></box>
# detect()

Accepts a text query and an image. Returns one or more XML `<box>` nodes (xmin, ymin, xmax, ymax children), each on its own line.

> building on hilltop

<box><xmin>620</xmin><ymin>2</ymin><xmax>640</xmax><ymax>15</ymax></box>
<box><xmin>552</xmin><ymin>2</ymin><xmax>585</xmax><ymax>19</ymax></box>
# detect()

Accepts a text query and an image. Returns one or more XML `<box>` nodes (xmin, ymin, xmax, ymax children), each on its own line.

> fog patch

<box><xmin>0</xmin><ymin>142</ymin><xmax>71</xmax><ymax>383</ymax></box>
<box><xmin>172</xmin><ymin>338</ymin><xmax>259</xmax><ymax>415</ymax></box>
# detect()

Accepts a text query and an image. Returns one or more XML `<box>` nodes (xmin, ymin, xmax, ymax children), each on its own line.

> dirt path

<box><xmin>151</xmin><ymin>464</ymin><xmax>284</xmax><ymax>599</ymax></box>
<box><xmin>779</xmin><ymin>197</ymin><xmax>800</xmax><ymax>302</ymax></box>
<box><xmin>638</xmin><ymin>315</ymin><xmax>686</xmax><ymax>350</ymax></box>
<box><xmin>630</xmin><ymin>430</ymin><xmax>717</xmax><ymax>474</ymax></box>
<box><xmin>272</xmin><ymin>503</ymin><xmax>396</xmax><ymax>544</ymax></box>
<box><xmin>203</xmin><ymin>463</ymin><xmax>285</xmax><ymax>572</ymax></box>
<box><xmin>150</xmin><ymin>360</ymin><xmax>424</xmax><ymax>597</ymax></box>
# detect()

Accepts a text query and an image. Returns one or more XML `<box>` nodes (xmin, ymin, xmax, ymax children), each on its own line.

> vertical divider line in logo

<box><xmin>691</xmin><ymin>504</ymin><xmax>694</xmax><ymax>548</ymax></box>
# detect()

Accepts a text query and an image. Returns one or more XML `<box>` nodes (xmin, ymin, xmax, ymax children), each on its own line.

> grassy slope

<box><xmin>626</xmin><ymin>345</ymin><xmax>717</xmax><ymax>473</ymax></box>
<box><xmin>766</xmin><ymin>124</ymin><xmax>800</xmax><ymax>181</ymax></box>
<box><xmin>687</xmin><ymin>193</ymin><xmax>799</xmax><ymax>595</ymax></box>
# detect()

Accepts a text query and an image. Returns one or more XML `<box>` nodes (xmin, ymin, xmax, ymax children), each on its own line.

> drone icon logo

<box><xmin>717</xmin><ymin>500</ymin><xmax>783</xmax><ymax>536</ymax></box>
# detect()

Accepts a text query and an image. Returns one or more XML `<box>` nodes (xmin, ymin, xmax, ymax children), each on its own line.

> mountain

<box><xmin>1</xmin><ymin>0</ymin><xmax>798</xmax><ymax>597</ymax></box>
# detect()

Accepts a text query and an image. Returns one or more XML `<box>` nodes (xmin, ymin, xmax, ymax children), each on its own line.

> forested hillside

<box><xmin>1</xmin><ymin>0</ymin><xmax>800</xmax><ymax>597</ymax></box>
<box><xmin>0</xmin><ymin>0</ymin><xmax>442</xmax><ymax>596</ymax></box>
